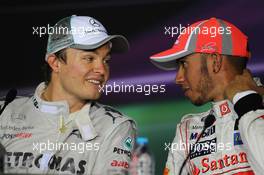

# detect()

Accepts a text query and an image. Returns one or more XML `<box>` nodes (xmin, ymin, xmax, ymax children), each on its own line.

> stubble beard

<box><xmin>192</xmin><ymin>56</ymin><xmax>214</xmax><ymax>106</ymax></box>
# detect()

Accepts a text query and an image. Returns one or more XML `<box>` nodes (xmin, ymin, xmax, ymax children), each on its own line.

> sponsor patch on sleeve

<box><xmin>234</xmin><ymin>131</ymin><xmax>243</xmax><ymax>146</ymax></box>
<box><xmin>123</xmin><ymin>137</ymin><xmax>133</xmax><ymax>151</ymax></box>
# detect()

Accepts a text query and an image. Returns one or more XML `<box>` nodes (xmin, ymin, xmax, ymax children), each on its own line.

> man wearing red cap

<box><xmin>150</xmin><ymin>17</ymin><xmax>264</xmax><ymax>175</ymax></box>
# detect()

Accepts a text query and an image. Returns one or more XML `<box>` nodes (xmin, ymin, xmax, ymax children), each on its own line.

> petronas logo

<box><xmin>124</xmin><ymin>137</ymin><xmax>132</xmax><ymax>151</ymax></box>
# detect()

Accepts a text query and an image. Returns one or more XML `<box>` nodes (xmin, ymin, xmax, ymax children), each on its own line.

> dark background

<box><xmin>1</xmin><ymin>0</ymin><xmax>264</xmax><ymax>174</ymax></box>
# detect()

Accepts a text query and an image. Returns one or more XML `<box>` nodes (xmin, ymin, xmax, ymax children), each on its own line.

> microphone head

<box><xmin>204</xmin><ymin>114</ymin><xmax>216</xmax><ymax>129</ymax></box>
<box><xmin>5</xmin><ymin>88</ymin><xmax>17</xmax><ymax>104</ymax></box>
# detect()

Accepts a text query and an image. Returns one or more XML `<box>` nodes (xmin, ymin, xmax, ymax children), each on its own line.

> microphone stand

<box><xmin>0</xmin><ymin>89</ymin><xmax>17</xmax><ymax>174</ymax></box>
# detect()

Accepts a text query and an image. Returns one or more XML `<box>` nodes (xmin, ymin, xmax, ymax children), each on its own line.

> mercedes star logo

<box><xmin>89</xmin><ymin>19</ymin><xmax>101</xmax><ymax>27</ymax></box>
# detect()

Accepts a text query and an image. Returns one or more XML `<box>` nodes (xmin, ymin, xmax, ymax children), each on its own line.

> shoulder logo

<box><xmin>124</xmin><ymin>137</ymin><xmax>133</xmax><ymax>151</ymax></box>
<box><xmin>219</xmin><ymin>102</ymin><xmax>231</xmax><ymax>116</ymax></box>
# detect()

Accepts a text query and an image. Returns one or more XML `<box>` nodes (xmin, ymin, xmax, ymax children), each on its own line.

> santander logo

<box><xmin>190</xmin><ymin>152</ymin><xmax>251</xmax><ymax>174</ymax></box>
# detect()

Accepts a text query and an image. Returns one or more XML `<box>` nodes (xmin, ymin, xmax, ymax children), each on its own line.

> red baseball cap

<box><xmin>150</xmin><ymin>17</ymin><xmax>250</xmax><ymax>70</ymax></box>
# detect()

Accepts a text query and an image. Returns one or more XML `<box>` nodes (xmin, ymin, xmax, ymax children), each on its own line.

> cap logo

<box><xmin>201</xmin><ymin>42</ymin><xmax>217</xmax><ymax>52</ymax></box>
<box><xmin>219</xmin><ymin>102</ymin><xmax>231</xmax><ymax>116</ymax></box>
<box><xmin>89</xmin><ymin>19</ymin><xmax>100</xmax><ymax>27</ymax></box>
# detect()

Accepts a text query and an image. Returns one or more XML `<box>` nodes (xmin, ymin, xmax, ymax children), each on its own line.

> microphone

<box><xmin>178</xmin><ymin>114</ymin><xmax>216</xmax><ymax>175</ymax></box>
<box><xmin>203</xmin><ymin>114</ymin><xmax>216</xmax><ymax>130</ymax></box>
<box><xmin>0</xmin><ymin>88</ymin><xmax>17</xmax><ymax>173</ymax></box>
<box><xmin>0</xmin><ymin>142</ymin><xmax>5</xmax><ymax>173</ymax></box>
<box><xmin>0</xmin><ymin>88</ymin><xmax>17</xmax><ymax>116</ymax></box>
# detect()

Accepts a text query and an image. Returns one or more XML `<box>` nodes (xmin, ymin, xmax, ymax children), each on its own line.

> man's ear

<box><xmin>211</xmin><ymin>53</ymin><xmax>222</xmax><ymax>73</ymax></box>
<box><xmin>46</xmin><ymin>54</ymin><xmax>61</xmax><ymax>73</ymax></box>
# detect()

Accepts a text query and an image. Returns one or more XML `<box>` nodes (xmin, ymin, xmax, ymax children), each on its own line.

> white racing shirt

<box><xmin>0</xmin><ymin>83</ymin><xmax>137</xmax><ymax>175</ymax></box>
<box><xmin>164</xmin><ymin>92</ymin><xmax>264</xmax><ymax>175</ymax></box>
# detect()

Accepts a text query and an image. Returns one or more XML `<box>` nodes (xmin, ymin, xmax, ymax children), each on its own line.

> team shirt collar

<box><xmin>32</xmin><ymin>82</ymin><xmax>98</xmax><ymax>141</ymax></box>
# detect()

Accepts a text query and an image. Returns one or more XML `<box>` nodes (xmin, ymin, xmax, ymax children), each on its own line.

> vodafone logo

<box><xmin>219</xmin><ymin>102</ymin><xmax>231</xmax><ymax>116</ymax></box>
<box><xmin>201</xmin><ymin>42</ymin><xmax>217</xmax><ymax>52</ymax></box>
